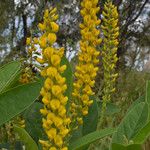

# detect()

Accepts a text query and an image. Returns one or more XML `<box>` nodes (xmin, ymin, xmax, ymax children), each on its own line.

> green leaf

<box><xmin>0</xmin><ymin>61</ymin><xmax>21</xmax><ymax>93</ymax></box>
<box><xmin>133</xmin><ymin>121</ymin><xmax>150</xmax><ymax>144</ymax></box>
<box><xmin>14</xmin><ymin>125</ymin><xmax>38</xmax><ymax>150</ymax></box>
<box><xmin>23</xmin><ymin>102</ymin><xmax>45</xmax><ymax>143</ymax></box>
<box><xmin>0</xmin><ymin>82</ymin><xmax>42</xmax><ymax>126</ymax></box>
<box><xmin>111</xmin><ymin>143</ymin><xmax>142</xmax><ymax>150</ymax></box>
<box><xmin>83</xmin><ymin>96</ymin><xmax>99</xmax><ymax>135</ymax></box>
<box><xmin>69</xmin><ymin>128</ymin><xmax>116</xmax><ymax>150</ymax></box>
<box><xmin>112</xmin><ymin>102</ymin><xmax>148</xmax><ymax>145</ymax></box>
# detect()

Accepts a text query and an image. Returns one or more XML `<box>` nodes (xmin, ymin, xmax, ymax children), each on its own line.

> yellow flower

<box><xmin>53</xmin><ymin>117</ymin><xmax>63</xmax><ymax>127</ymax></box>
<box><xmin>58</xmin><ymin>105</ymin><xmax>66</xmax><ymax>117</ymax></box>
<box><xmin>51</xmin><ymin>54</ymin><xmax>61</xmax><ymax>66</ymax></box>
<box><xmin>52</xmin><ymin>85</ymin><xmax>62</xmax><ymax>96</ymax></box>
<box><xmin>47</xmin><ymin>67</ymin><xmax>58</xmax><ymax>77</ymax></box>
<box><xmin>48</xmin><ymin>33</ymin><xmax>57</xmax><ymax>44</ymax></box>
<box><xmin>38</xmin><ymin>23</ymin><xmax>46</xmax><ymax>31</ymax></box>
<box><xmin>50</xmin><ymin>147</ymin><xmax>57</xmax><ymax>150</ymax></box>
<box><xmin>47</xmin><ymin>128</ymin><xmax>57</xmax><ymax>140</ymax></box>
<box><xmin>36</xmin><ymin>57</ymin><xmax>45</xmax><ymax>64</ymax></box>
<box><xmin>39</xmin><ymin>36</ymin><xmax>47</xmax><ymax>48</ymax></box>
<box><xmin>44</xmin><ymin>78</ymin><xmax>53</xmax><ymax>90</ymax></box>
<box><xmin>51</xmin><ymin>22</ymin><xmax>59</xmax><ymax>32</ymax></box>
<box><xmin>50</xmin><ymin>99</ymin><xmax>60</xmax><ymax>110</ymax></box>
<box><xmin>54</xmin><ymin>135</ymin><xmax>63</xmax><ymax>147</ymax></box>
<box><xmin>58</xmin><ymin>65</ymin><xmax>67</xmax><ymax>73</ymax></box>
<box><xmin>26</xmin><ymin>38</ymin><xmax>31</xmax><ymax>45</ymax></box>
<box><xmin>44</xmin><ymin>47</ymin><xmax>54</xmax><ymax>59</ymax></box>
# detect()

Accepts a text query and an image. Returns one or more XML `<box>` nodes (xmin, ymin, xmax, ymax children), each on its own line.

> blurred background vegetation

<box><xmin>0</xmin><ymin>0</ymin><xmax>150</xmax><ymax>149</ymax></box>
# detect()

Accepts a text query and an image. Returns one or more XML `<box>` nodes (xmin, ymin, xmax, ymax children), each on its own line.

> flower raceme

<box><xmin>71</xmin><ymin>0</ymin><xmax>102</xmax><ymax>127</ymax></box>
<box><xmin>34</xmin><ymin>8</ymin><xmax>70</xmax><ymax>150</ymax></box>
<box><xmin>100</xmin><ymin>0</ymin><xmax>119</xmax><ymax>126</ymax></box>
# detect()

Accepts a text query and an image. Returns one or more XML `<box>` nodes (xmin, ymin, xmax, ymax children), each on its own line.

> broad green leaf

<box><xmin>69</xmin><ymin>128</ymin><xmax>116</xmax><ymax>150</ymax></box>
<box><xmin>0</xmin><ymin>82</ymin><xmax>42</xmax><ymax>126</ymax></box>
<box><xmin>83</xmin><ymin>96</ymin><xmax>99</xmax><ymax>135</ymax></box>
<box><xmin>133</xmin><ymin>121</ymin><xmax>150</xmax><ymax>144</ymax></box>
<box><xmin>23</xmin><ymin>102</ymin><xmax>45</xmax><ymax>143</ymax></box>
<box><xmin>14</xmin><ymin>125</ymin><xmax>38</xmax><ymax>150</ymax></box>
<box><xmin>112</xmin><ymin>143</ymin><xmax>142</xmax><ymax>150</ymax></box>
<box><xmin>112</xmin><ymin>102</ymin><xmax>148</xmax><ymax>145</ymax></box>
<box><xmin>0</xmin><ymin>61</ymin><xmax>21</xmax><ymax>93</ymax></box>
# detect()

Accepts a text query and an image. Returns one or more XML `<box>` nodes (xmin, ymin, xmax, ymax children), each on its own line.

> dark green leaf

<box><xmin>0</xmin><ymin>82</ymin><xmax>42</xmax><ymax>126</ymax></box>
<box><xmin>133</xmin><ymin>121</ymin><xmax>150</xmax><ymax>144</ymax></box>
<box><xmin>112</xmin><ymin>102</ymin><xmax>148</xmax><ymax>145</ymax></box>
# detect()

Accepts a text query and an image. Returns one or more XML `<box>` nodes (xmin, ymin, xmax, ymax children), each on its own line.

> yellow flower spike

<box><xmin>71</xmin><ymin>0</ymin><xmax>101</xmax><ymax>130</ymax></box>
<box><xmin>99</xmin><ymin>0</ymin><xmax>119</xmax><ymax>127</ymax></box>
<box><xmin>38</xmin><ymin>7</ymin><xmax>70</xmax><ymax>149</ymax></box>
